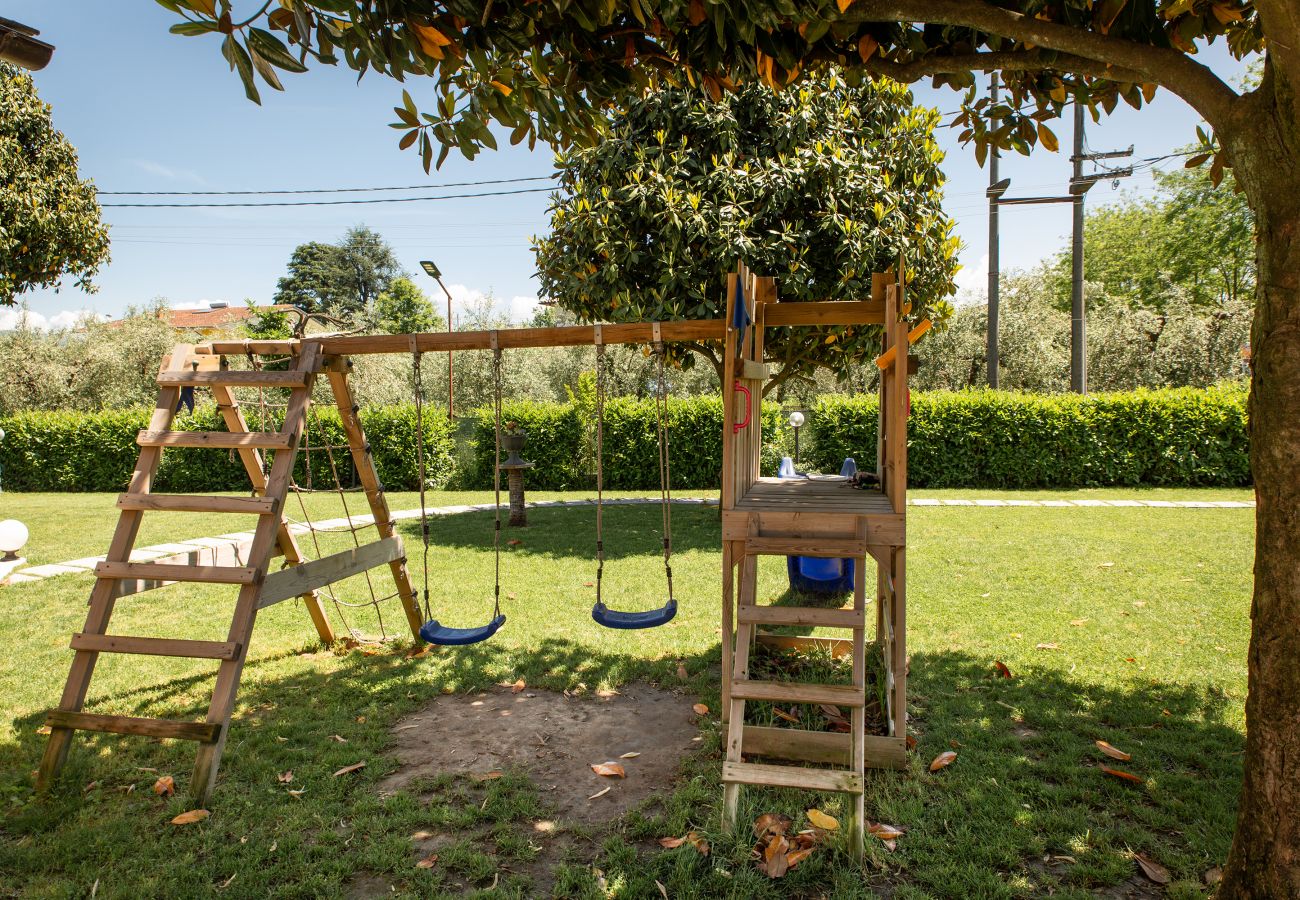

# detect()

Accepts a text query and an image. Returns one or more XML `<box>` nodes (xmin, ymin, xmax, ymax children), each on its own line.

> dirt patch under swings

<box><xmin>379</xmin><ymin>683</ymin><xmax>701</xmax><ymax>825</ymax></box>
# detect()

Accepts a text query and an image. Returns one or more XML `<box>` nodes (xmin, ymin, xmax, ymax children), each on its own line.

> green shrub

<box><xmin>806</xmin><ymin>384</ymin><xmax>1249</xmax><ymax>488</ymax></box>
<box><xmin>0</xmin><ymin>403</ymin><xmax>455</xmax><ymax>493</ymax></box>
<box><xmin>470</xmin><ymin>401</ymin><xmax>586</xmax><ymax>490</ymax></box>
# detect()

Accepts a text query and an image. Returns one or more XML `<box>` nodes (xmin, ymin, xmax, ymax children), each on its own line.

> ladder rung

<box><xmin>158</xmin><ymin>370</ymin><xmax>309</xmax><ymax>388</ymax></box>
<box><xmin>746</xmin><ymin>537</ymin><xmax>867</xmax><ymax>558</ymax></box>
<box><xmin>70</xmin><ymin>633</ymin><xmax>241</xmax><ymax>660</ymax></box>
<box><xmin>116</xmin><ymin>493</ymin><xmax>278</xmax><ymax>515</ymax></box>
<box><xmin>722</xmin><ymin>761</ymin><xmax>863</xmax><ymax>794</ymax></box>
<box><xmin>738</xmin><ymin>606</ymin><xmax>864</xmax><ymax>628</ymax></box>
<box><xmin>137</xmin><ymin>430</ymin><xmax>293</xmax><ymax>449</ymax></box>
<box><xmin>94</xmin><ymin>561</ymin><xmax>259</xmax><ymax>585</ymax></box>
<box><xmin>45</xmin><ymin>710</ymin><xmax>220</xmax><ymax>743</ymax></box>
<box><xmin>731</xmin><ymin>678</ymin><xmax>864</xmax><ymax>707</ymax></box>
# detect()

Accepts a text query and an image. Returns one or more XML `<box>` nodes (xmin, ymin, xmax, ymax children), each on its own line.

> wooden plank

<box><xmin>738</xmin><ymin>605</ymin><xmax>864</xmax><ymax>629</ymax></box>
<box><xmin>95</xmin><ymin>561</ymin><xmax>258</xmax><ymax>585</ymax></box>
<box><xmin>721</xmin><ymin>510</ymin><xmax>898</xmax><ymax>542</ymax></box>
<box><xmin>745</xmin><ymin>537</ymin><xmax>868</xmax><ymax>558</ymax></box>
<box><xmin>892</xmin><ymin>547</ymin><xmax>907</xmax><ymax>737</ymax></box>
<box><xmin>70</xmin><ymin>633</ymin><xmax>239</xmax><ymax>660</ymax></box>
<box><xmin>158</xmin><ymin>370</ymin><xmax>309</xmax><ymax>388</ymax></box>
<box><xmin>116</xmin><ymin>493</ymin><xmax>278</xmax><ymax>515</ymax></box>
<box><xmin>742</xmin><ymin>726</ymin><xmax>851</xmax><ymax>766</ymax></box>
<box><xmin>722</xmin><ymin>760</ymin><xmax>863</xmax><ymax>794</ymax></box>
<box><xmin>755</xmin><ymin>633</ymin><xmax>854</xmax><ymax>658</ymax></box>
<box><xmin>731</xmin><ymin>678</ymin><xmax>865</xmax><ymax>707</ymax></box>
<box><xmin>762</xmin><ymin>300</ymin><xmax>885</xmax><ymax>327</ymax></box>
<box><xmin>258</xmin><ymin>536</ymin><xmax>404</xmax><ymax>608</ymax></box>
<box><xmin>137</xmin><ymin>430</ymin><xmax>293</xmax><ymax>450</ymax></box>
<box><xmin>45</xmin><ymin>710</ymin><xmax>220</xmax><ymax>743</ymax></box>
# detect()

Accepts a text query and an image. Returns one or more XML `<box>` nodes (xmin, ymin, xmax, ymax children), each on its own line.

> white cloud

<box><xmin>170</xmin><ymin>299</ymin><xmax>220</xmax><ymax>310</ymax></box>
<box><xmin>0</xmin><ymin>307</ymin><xmax>101</xmax><ymax>331</ymax></box>
<box><xmin>444</xmin><ymin>284</ymin><xmax>541</xmax><ymax>326</ymax></box>
<box><xmin>953</xmin><ymin>253</ymin><xmax>988</xmax><ymax>307</ymax></box>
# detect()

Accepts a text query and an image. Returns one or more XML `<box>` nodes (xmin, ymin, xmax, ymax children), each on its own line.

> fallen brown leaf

<box><xmin>588</xmin><ymin>786</ymin><xmax>611</xmax><ymax>800</ymax></box>
<box><xmin>170</xmin><ymin>809</ymin><xmax>210</xmax><ymax>826</ymax></box>
<box><xmin>686</xmin><ymin>831</ymin><xmax>710</xmax><ymax>855</ymax></box>
<box><xmin>590</xmin><ymin>761</ymin><xmax>626</xmax><ymax>778</ymax></box>
<box><xmin>692</xmin><ymin>703</ymin><xmax>709</xmax><ymax>716</ymax></box>
<box><xmin>329</xmin><ymin>734</ymin><xmax>348</xmax><ymax>743</ymax></box>
<box><xmin>1036</xmin><ymin>642</ymin><xmax>1061</xmax><ymax>651</ymax></box>
<box><xmin>1095</xmin><ymin>740</ymin><xmax>1131</xmax><ymax>761</ymax></box>
<box><xmin>411</xmin><ymin>830</ymin><xmax>435</xmax><ymax>841</ymax></box>
<box><xmin>508</xmin><ymin>539</ymin><xmax>523</xmax><ymax>546</ymax></box>
<box><xmin>772</xmin><ymin>707</ymin><xmax>799</xmax><ymax>723</ymax></box>
<box><xmin>656</xmin><ymin>879</ymin><xmax>668</xmax><ymax>899</ymax></box>
<box><xmin>511</xmin><ymin>678</ymin><xmax>526</xmax><ymax>693</ymax></box>
<box><xmin>994</xmin><ymin>660</ymin><xmax>1013</xmax><ymax>679</ymax></box>
<box><xmin>470</xmin><ymin>770</ymin><xmax>503</xmax><ymax>782</ymax></box>
<box><xmin>929</xmin><ymin>750</ymin><xmax>958</xmax><ymax>772</ymax></box>
<box><xmin>762</xmin><ymin>835</ymin><xmax>790</xmax><ymax>878</ymax></box>
<box><xmin>868</xmin><ymin>822</ymin><xmax>906</xmax><ymax>840</ymax></box>
<box><xmin>332</xmin><ymin>761</ymin><xmax>366</xmax><ymax>777</ymax></box>
<box><xmin>619</xmin><ymin>751</ymin><xmax>641</xmax><ymax>759</ymax></box>
<box><xmin>36</xmin><ymin>725</ymin><xmax>51</xmax><ymax>735</ymax></box>
<box><xmin>906</xmin><ymin>734</ymin><xmax>918</xmax><ymax>751</ymax></box>
<box><xmin>1102</xmin><ymin>767</ymin><xmax>1144</xmax><ymax>784</ymax></box>
<box><xmin>753</xmin><ymin>813</ymin><xmax>793</xmax><ymax>838</ymax></box>
<box><xmin>415</xmin><ymin>854</ymin><xmax>439</xmax><ymax>869</ymax></box>
<box><xmin>1204</xmin><ymin>866</ymin><xmax>1223</xmax><ymax>886</ymax></box>
<box><xmin>152</xmin><ymin>775</ymin><xmax>175</xmax><ymax>797</ymax></box>
<box><xmin>278</xmin><ymin>770</ymin><xmax>294</xmax><ymax>784</ymax></box>
<box><xmin>287</xmin><ymin>788</ymin><xmax>306</xmax><ymax>798</ymax></box>
<box><xmin>405</xmin><ymin>644</ymin><xmax>431</xmax><ymax>659</ymax></box>
<box><xmin>676</xmin><ymin>661</ymin><xmax>688</xmax><ymax>680</ymax></box>
<box><xmin>1070</xmin><ymin>618</ymin><xmax>1090</xmax><ymax>626</ymax></box>
<box><xmin>819</xmin><ymin>704</ymin><xmax>844</xmax><ymax>720</ymax></box>
<box><xmin>658</xmin><ymin>835</ymin><xmax>687</xmax><ymax>848</ymax></box>
<box><xmin>1135</xmin><ymin>852</ymin><xmax>1170</xmax><ymax>884</ymax></box>
<box><xmin>787</xmin><ymin>846</ymin><xmax>814</xmax><ymax>868</ymax></box>
<box><xmin>1099</xmin><ymin>562</ymin><xmax>1115</xmax><ymax>568</ymax></box>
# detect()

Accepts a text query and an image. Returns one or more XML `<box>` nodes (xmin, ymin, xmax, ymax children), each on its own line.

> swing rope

<box><xmin>416</xmin><ymin>337</ymin><xmax>507</xmax><ymax>645</ymax></box>
<box><xmin>591</xmin><ymin>329</ymin><xmax>677</xmax><ymax>629</ymax></box>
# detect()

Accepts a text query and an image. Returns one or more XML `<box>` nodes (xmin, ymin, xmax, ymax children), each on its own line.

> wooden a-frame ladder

<box><xmin>37</xmin><ymin>343</ymin><xmax>423</xmax><ymax>805</ymax></box>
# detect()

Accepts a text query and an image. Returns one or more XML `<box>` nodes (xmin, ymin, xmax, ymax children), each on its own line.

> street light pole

<box><xmin>419</xmin><ymin>260</ymin><xmax>455</xmax><ymax>419</ymax></box>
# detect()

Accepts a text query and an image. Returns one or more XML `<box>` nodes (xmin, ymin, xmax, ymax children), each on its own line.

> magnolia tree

<box><xmin>533</xmin><ymin>77</ymin><xmax>958</xmax><ymax>391</ymax></box>
<box><xmin>165</xmin><ymin>1</ymin><xmax>1296</xmax><ymax>893</ymax></box>
<box><xmin>0</xmin><ymin>62</ymin><xmax>110</xmax><ymax>305</ymax></box>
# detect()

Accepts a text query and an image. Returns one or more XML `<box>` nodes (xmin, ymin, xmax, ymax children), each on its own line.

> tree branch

<box><xmin>859</xmin><ymin>48</ymin><xmax>1142</xmax><ymax>84</ymax></box>
<box><xmin>843</xmin><ymin>0</ymin><xmax>1239</xmax><ymax>128</ymax></box>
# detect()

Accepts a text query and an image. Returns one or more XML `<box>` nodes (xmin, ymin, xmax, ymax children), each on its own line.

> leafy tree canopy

<box><xmin>271</xmin><ymin>225</ymin><xmax>405</xmax><ymax>322</ymax></box>
<box><xmin>1049</xmin><ymin>162</ymin><xmax>1254</xmax><ymax>312</ymax></box>
<box><xmin>534</xmin><ymin>74</ymin><xmax>958</xmax><ymax>387</ymax></box>
<box><xmin>376</xmin><ymin>275</ymin><xmax>444</xmax><ymax>334</ymax></box>
<box><xmin>0</xmin><ymin>62</ymin><xmax>110</xmax><ymax>305</ymax></box>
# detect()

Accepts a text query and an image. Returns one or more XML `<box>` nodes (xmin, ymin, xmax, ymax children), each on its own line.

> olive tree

<box><xmin>0</xmin><ymin>62</ymin><xmax>110</xmax><ymax>304</ymax></box>
<box><xmin>159</xmin><ymin>0</ymin><xmax>1300</xmax><ymax>892</ymax></box>
<box><xmin>533</xmin><ymin>76</ymin><xmax>958</xmax><ymax>391</ymax></box>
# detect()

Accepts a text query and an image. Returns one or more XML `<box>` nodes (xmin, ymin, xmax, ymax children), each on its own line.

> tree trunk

<box><xmin>1219</xmin><ymin>61</ymin><xmax>1300</xmax><ymax>896</ymax></box>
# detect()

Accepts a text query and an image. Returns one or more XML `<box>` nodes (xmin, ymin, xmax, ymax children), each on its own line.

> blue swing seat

<box><xmin>591</xmin><ymin>599</ymin><xmax>677</xmax><ymax>630</ymax></box>
<box><xmin>420</xmin><ymin>613</ymin><xmax>506</xmax><ymax>646</ymax></box>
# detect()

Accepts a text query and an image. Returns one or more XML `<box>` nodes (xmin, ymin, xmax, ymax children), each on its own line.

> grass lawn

<box><xmin>0</xmin><ymin>491</ymin><xmax>1252</xmax><ymax>898</ymax></box>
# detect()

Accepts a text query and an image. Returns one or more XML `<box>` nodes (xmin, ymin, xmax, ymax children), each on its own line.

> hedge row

<box><xmin>806</xmin><ymin>385</ymin><xmax>1249</xmax><ymax>487</ymax></box>
<box><xmin>0</xmin><ymin>405</ymin><xmax>455</xmax><ymax>493</ymax></box>
<box><xmin>0</xmin><ymin>386</ymin><xmax>1248</xmax><ymax>492</ymax></box>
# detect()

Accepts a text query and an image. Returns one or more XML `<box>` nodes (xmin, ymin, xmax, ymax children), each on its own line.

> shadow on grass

<box><xmin>1</xmin><ymin>640</ymin><xmax>1243</xmax><ymax>897</ymax></box>
<box><xmin>398</xmin><ymin>502</ymin><xmax>723</xmax><ymax>561</ymax></box>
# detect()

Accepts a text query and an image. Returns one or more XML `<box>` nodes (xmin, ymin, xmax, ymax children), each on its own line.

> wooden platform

<box><xmin>735</xmin><ymin>476</ymin><xmax>893</xmax><ymax>514</ymax></box>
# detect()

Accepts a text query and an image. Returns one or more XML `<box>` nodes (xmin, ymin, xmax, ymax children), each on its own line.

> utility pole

<box><xmin>1070</xmin><ymin>102</ymin><xmax>1087</xmax><ymax>393</ymax></box>
<box><xmin>987</xmin><ymin>73</ymin><xmax>1001</xmax><ymax>388</ymax></box>
<box><xmin>419</xmin><ymin>259</ymin><xmax>456</xmax><ymax>418</ymax></box>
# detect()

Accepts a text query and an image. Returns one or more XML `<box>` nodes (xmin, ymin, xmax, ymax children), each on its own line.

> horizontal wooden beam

<box><xmin>259</xmin><ymin>536</ymin><xmax>403</xmax><ymax>609</ymax></box>
<box><xmin>71</xmin><ymin>633</ymin><xmax>240</xmax><ymax>660</ymax></box>
<box><xmin>137</xmin><ymin>430</ymin><xmax>293</xmax><ymax>450</ymax></box>
<box><xmin>755</xmin><ymin>633</ymin><xmax>854</xmax><ymax>658</ymax></box>
<box><xmin>95</xmin><ymin>561</ymin><xmax>259</xmax><ymax>585</ymax></box>
<box><xmin>116</xmin><ymin>493</ymin><xmax>278</xmax><ymax>515</ymax></box>
<box><xmin>195</xmin><ymin>302</ymin><xmax>888</xmax><ymax>357</ymax></box>
<box><xmin>731</xmin><ymin>678</ymin><xmax>864</xmax><ymax>707</ymax></box>
<box><xmin>741</xmin><ymin>726</ymin><xmax>908</xmax><ymax>770</ymax></box>
<box><xmin>722</xmin><ymin>760</ymin><xmax>863</xmax><ymax>793</ymax></box>
<box><xmin>45</xmin><ymin>710</ymin><xmax>220</xmax><ymax>743</ymax></box>
<box><xmin>157</xmin><ymin>370</ymin><xmax>309</xmax><ymax>388</ymax></box>
<box><xmin>738</xmin><ymin>605</ymin><xmax>865</xmax><ymax>629</ymax></box>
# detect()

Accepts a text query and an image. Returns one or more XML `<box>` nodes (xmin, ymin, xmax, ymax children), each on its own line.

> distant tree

<box><xmin>0</xmin><ymin>62</ymin><xmax>110</xmax><ymax>305</ymax></box>
<box><xmin>1049</xmin><ymin>164</ymin><xmax>1255</xmax><ymax>311</ymax></box>
<box><xmin>271</xmin><ymin>241</ymin><xmax>339</xmax><ymax>313</ymax></box>
<box><xmin>271</xmin><ymin>226</ymin><xmax>404</xmax><ymax>323</ymax></box>
<box><xmin>242</xmin><ymin>301</ymin><xmax>294</xmax><ymax>340</ymax></box>
<box><xmin>376</xmin><ymin>276</ymin><xmax>443</xmax><ymax>334</ymax></box>
<box><xmin>533</xmin><ymin>75</ymin><xmax>958</xmax><ymax>392</ymax></box>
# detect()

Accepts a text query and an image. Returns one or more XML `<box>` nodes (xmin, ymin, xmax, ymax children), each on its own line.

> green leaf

<box><xmin>221</xmin><ymin>35</ymin><xmax>262</xmax><ymax>105</ymax></box>
<box><xmin>248</xmin><ymin>28</ymin><xmax>308</xmax><ymax>73</ymax></box>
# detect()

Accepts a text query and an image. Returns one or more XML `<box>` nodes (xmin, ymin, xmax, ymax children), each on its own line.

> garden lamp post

<box><xmin>788</xmin><ymin>411</ymin><xmax>805</xmax><ymax>466</ymax></box>
<box><xmin>419</xmin><ymin>259</ymin><xmax>455</xmax><ymax>419</ymax></box>
<box><xmin>0</xmin><ymin>425</ymin><xmax>4</xmax><ymax>493</ymax></box>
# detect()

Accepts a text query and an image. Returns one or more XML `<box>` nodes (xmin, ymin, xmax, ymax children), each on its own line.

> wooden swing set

<box><xmin>38</xmin><ymin>264</ymin><xmax>915</xmax><ymax>850</ymax></box>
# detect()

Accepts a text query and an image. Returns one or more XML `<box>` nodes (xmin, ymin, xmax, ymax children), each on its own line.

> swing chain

<box><xmin>491</xmin><ymin>341</ymin><xmax>504</xmax><ymax>618</ymax></box>
<box><xmin>594</xmin><ymin>340</ymin><xmax>606</xmax><ymax>607</ymax></box>
<box><xmin>412</xmin><ymin>347</ymin><xmax>432</xmax><ymax>622</ymax></box>
<box><xmin>654</xmin><ymin>341</ymin><xmax>674</xmax><ymax>600</ymax></box>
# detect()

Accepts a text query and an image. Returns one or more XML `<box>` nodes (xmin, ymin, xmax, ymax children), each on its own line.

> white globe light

<box><xmin>788</xmin><ymin>411</ymin><xmax>805</xmax><ymax>428</ymax></box>
<box><xmin>0</xmin><ymin>519</ymin><xmax>29</xmax><ymax>555</ymax></box>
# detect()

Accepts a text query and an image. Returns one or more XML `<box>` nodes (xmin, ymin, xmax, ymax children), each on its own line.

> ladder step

<box><xmin>722</xmin><ymin>761</ymin><xmax>863</xmax><ymax>794</ymax></box>
<box><xmin>746</xmin><ymin>537</ymin><xmax>867</xmax><ymax>558</ymax></box>
<box><xmin>738</xmin><ymin>605</ymin><xmax>865</xmax><ymax>628</ymax></box>
<box><xmin>45</xmin><ymin>710</ymin><xmax>220</xmax><ymax>743</ymax></box>
<box><xmin>116</xmin><ymin>493</ymin><xmax>278</xmax><ymax>515</ymax></box>
<box><xmin>70</xmin><ymin>633</ymin><xmax>241</xmax><ymax>660</ymax></box>
<box><xmin>158</xmin><ymin>370</ymin><xmax>309</xmax><ymax>388</ymax></box>
<box><xmin>137</xmin><ymin>430</ymin><xmax>293</xmax><ymax>450</ymax></box>
<box><xmin>94</xmin><ymin>561</ymin><xmax>259</xmax><ymax>585</ymax></box>
<box><xmin>731</xmin><ymin>678</ymin><xmax>864</xmax><ymax>707</ymax></box>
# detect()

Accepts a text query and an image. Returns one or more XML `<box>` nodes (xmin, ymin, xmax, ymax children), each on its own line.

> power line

<box><xmin>99</xmin><ymin>186</ymin><xmax>555</xmax><ymax>209</ymax></box>
<box><xmin>97</xmin><ymin>174</ymin><xmax>557</xmax><ymax>196</ymax></box>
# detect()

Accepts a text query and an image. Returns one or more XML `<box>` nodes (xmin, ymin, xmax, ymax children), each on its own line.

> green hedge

<box><xmin>806</xmin><ymin>385</ymin><xmax>1250</xmax><ymax>488</ymax></box>
<box><xmin>0</xmin><ymin>387</ymin><xmax>1249</xmax><ymax>492</ymax></box>
<box><xmin>0</xmin><ymin>405</ymin><xmax>455</xmax><ymax>493</ymax></box>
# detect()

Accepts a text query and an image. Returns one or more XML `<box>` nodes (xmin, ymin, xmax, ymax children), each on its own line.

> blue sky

<box><xmin>7</xmin><ymin>2</ymin><xmax>1250</xmax><ymax>329</ymax></box>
